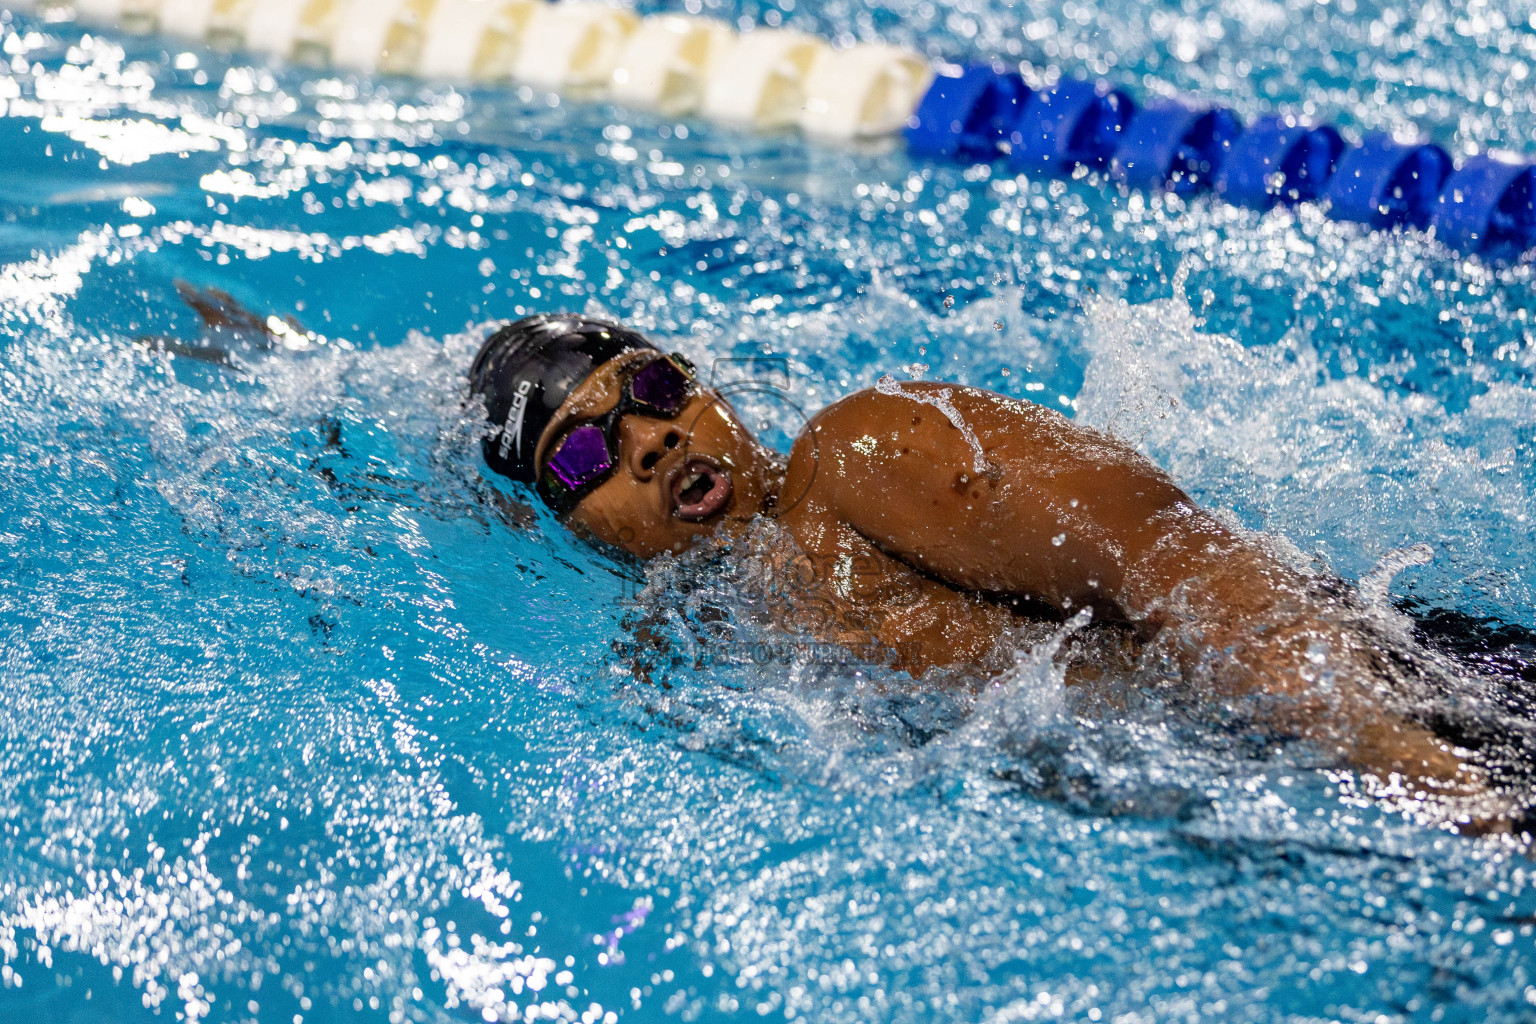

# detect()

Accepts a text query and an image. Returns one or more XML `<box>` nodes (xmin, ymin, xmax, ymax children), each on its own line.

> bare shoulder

<box><xmin>776</xmin><ymin>382</ymin><xmax>1060</xmax><ymax>519</ymax></box>
<box><xmin>769</xmin><ymin>378</ymin><xmax>1201</xmax><ymax>605</ymax></box>
<box><xmin>792</xmin><ymin>381</ymin><xmax>1077</xmax><ymax>460</ymax></box>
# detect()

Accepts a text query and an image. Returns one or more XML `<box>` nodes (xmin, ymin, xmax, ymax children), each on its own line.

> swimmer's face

<box><xmin>534</xmin><ymin>351</ymin><xmax>774</xmax><ymax>557</ymax></box>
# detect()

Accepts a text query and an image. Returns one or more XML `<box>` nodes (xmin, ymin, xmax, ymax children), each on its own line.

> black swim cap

<box><xmin>467</xmin><ymin>314</ymin><xmax>658</xmax><ymax>484</ymax></box>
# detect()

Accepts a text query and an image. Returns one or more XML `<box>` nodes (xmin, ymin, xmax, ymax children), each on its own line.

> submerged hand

<box><xmin>1162</xmin><ymin>565</ymin><xmax>1520</xmax><ymax>835</ymax></box>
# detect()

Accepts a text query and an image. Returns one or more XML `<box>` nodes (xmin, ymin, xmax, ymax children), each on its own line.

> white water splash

<box><xmin>942</xmin><ymin>608</ymin><xmax>1092</xmax><ymax>753</ymax></box>
<box><xmin>1359</xmin><ymin>543</ymin><xmax>1435</xmax><ymax>610</ymax></box>
<box><xmin>1074</xmin><ymin>269</ymin><xmax>1536</xmax><ymax>621</ymax></box>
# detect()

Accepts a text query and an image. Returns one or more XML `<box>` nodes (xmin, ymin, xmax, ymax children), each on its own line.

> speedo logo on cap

<box><xmin>497</xmin><ymin>379</ymin><xmax>535</xmax><ymax>459</ymax></box>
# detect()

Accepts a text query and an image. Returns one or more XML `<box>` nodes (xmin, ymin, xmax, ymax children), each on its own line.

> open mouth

<box><xmin>670</xmin><ymin>455</ymin><xmax>733</xmax><ymax>521</ymax></box>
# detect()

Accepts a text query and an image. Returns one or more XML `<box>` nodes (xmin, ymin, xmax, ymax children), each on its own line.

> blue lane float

<box><xmin>1215</xmin><ymin>116</ymin><xmax>1345</xmax><ymax>209</ymax></box>
<box><xmin>1326</xmin><ymin>134</ymin><xmax>1451</xmax><ymax>228</ymax></box>
<box><xmin>1008</xmin><ymin>78</ymin><xmax>1135</xmax><ymax>175</ymax></box>
<box><xmin>47</xmin><ymin>0</ymin><xmax>1536</xmax><ymax>259</ymax></box>
<box><xmin>901</xmin><ymin>63</ymin><xmax>1532</xmax><ymax>257</ymax></box>
<box><xmin>1111</xmin><ymin>99</ymin><xmax>1243</xmax><ymax>195</ymax></box>
<box><xmin>905</xmin><ymin>64</ymin><xmax>1029</xmax><ymax>161</ymax></box>
<box><xmin>1431</xmin><ymin>156</ymin><xmax>1536</xmax><ymax>253</ymax></box>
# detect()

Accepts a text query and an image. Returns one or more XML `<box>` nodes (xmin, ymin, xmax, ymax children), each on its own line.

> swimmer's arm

<box><xmin>788</xmin><ymin>385</ymin><xmax>1488</xmax><ymax>801</ymax></box>
<box><xmin>175</xmin><ymin>280</ymin><xmax>309</xmax><ymax>347</ymax></box>
<box><xmin>135</xmin><ymin>282</ymin><xmax>313</xmax><ymax>367</ymax></box>
<box><xmin>786</xmin><ymin>383</ymin><xmax>1225</xmax><ymax>617</ymax></box>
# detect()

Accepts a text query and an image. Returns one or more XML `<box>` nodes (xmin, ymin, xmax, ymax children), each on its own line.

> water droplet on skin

<box><xmin>942</xmin><ymin>295</ymin><xmax>954</xmax><ymax>309</ymax></box>
<box><xmin>1051</xmin><ymin>533</ymin><xmax>1066</xmax><ymax>546</ymax></box>
<box><xmin>876</xmin><ymin>375</ymin><xmax>996</xmax><ymax>476</ymax></box>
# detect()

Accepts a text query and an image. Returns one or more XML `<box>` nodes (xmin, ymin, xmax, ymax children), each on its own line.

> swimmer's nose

<box><xmin>620</xmin><ymin>415</ymin><xmax>683</xmax><ymax>480</ymax></box>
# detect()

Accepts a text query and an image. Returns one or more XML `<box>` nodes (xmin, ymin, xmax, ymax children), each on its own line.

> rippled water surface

<box><xmin>3</xmin><ymin>0</ymin><xmax>1536</xmax><ymax>1021</ymax></box>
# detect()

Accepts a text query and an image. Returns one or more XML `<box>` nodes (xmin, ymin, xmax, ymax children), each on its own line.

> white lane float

<box><xmin>701</xmin><ymin>27</ymin><xmax>827</xmax><ymax>129</ymax></box>
<box><xmin>511</xmin><ymin>1</ymin><xmax>637</xmax><ymax>91</ymax></box>
<box><xmin>71</xmin><ymin>0</ymin><xmax>159</xmax><ymax>32</ymax></box>
<box><xmin>609</xmin><ymin>14</ymin><xmax>732</xmax><ymax>116</ymax></box>
<box><xmin>412</xmin><ymin>0</ymin><xmax>537</xmax><ymax>81</ymax></box>
<box><xmin>33</xmin><ymin>0</ymin><xmax>929</xmax><ymax>140</ymax></box>
<box><xmin>147</xmin><ymin>0</ymin><xmax>216</xmax><ymax>40</ymax></box>
<box><xmin>800</xmin><ymin>41</ymin><xmax>933</xmax><ymax>138</ymax></box>
<box><xmin>330</xmin><ymin>0</ymin><xmax>413</xmax><ymax>71</ymax></box>
<box><xmin>241</xmin><ymin>0</ymin><xmax>313</xmax><ymax>59</ymax></box>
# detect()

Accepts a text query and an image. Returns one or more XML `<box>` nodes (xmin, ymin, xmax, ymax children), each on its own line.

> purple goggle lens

<box><xmin>629</xmin><ymin>357</ymin><xmax>690</xmax><ymax>414</ymax></box>
<box><xmin>540</xmin><ymin>355</ymin><xmax>694</xmax><ymax>509</ymax></box>
<box><xmin>546</xmin><ymin>424</ymin><xmax>613</xmax><ymax>490</ymax></box>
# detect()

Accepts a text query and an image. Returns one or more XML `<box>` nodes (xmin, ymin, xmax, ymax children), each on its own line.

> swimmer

<box><xmin>467</xmin><ymin>313</ymin><xmax>1519</xmax><ymax>832</ymax></box>
<box><xmin>156</xmin><ymin>287</ymin><xmax>1518</xmax><ymax>831</ymax></box>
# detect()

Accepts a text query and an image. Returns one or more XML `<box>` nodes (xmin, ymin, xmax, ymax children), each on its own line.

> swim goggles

<box><xmin>536</xmin><ymin>351</ymin><xmax>698</xmax><ymax>518</ymax></box>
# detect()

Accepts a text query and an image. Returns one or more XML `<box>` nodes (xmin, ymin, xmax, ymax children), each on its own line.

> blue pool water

<box><xmin>3</xmin><ymin>1</ymin><xmax>1536</xmax><ymax>1021</ymax></box>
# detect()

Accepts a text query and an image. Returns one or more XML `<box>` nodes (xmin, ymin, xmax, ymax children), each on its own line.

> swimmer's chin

<box><xmin>669</xmin><ymin>455</ymin><xmax>733</xmax><ymax>522</ymax></box>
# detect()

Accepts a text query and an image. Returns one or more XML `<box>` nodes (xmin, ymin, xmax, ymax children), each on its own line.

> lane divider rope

<box><xmin>910</xmin><ymin>64</ymin><xmax>1534</xmax><ymax>255</ymax></box>
<box><xmin>13</xmin><ymin>0</ymin><xmax>1536</xmax><ymax>255</ymax></box>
